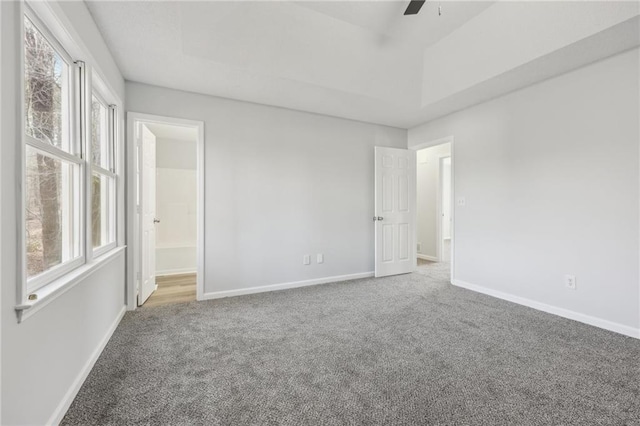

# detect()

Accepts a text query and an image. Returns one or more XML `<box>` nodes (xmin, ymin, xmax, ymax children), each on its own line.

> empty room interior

<box><xmin>0</xmin><ymin>0</ymin><xmax>639</xmax><ymax>425</ymax></box>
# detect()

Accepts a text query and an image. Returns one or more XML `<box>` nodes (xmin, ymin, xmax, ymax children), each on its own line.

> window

<box><xmin>24</xmin><ymin>15</ymin><xmax>83</xmax><ymax>290</ymax></box>
<box><xmin>21</xmin><ymin>8</ymin><xmax>120</xmax><ymax>300</ymax></box>
<box><xmin>91</xmin><ymin>92</ymin><xmax>116</xmax><ymax>252</ymax></box>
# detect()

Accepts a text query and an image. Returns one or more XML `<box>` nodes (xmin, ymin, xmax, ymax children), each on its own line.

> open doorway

<box><xmin>127</xmin><ymin>113</ymin><xmax>204</xmax><ymax>309</ymax></box>
<box><xmin>413</xmin><ymin>137</ymin><xmax>453</xmax><ymax>281</ymax></box>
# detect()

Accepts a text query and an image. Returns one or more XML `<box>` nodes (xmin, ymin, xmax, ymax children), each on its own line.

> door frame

<box><xmin>410</xmin><ymin>135</ymin><xmax>455</xmax><ymax>283</ymax></box>
<box><xmin>437</xmin><ymin>155</ymin><xmax>452</xmax><ymax>263</ymax></box>
<box><xmin>126</xmin><ymin>112</ymin><xmax>205</xmax><ymax>309</ymax></box>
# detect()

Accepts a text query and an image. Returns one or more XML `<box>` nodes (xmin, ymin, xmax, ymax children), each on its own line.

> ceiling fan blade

<box><xmin>404</xmin><ymin>0</ymin><xmax>425</xmax><ymax>15</ymax></box>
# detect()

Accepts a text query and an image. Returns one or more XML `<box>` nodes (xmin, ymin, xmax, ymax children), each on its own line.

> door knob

<box><xmin>377</xmin><ymin>216</ymin><xmax>383</xmax><ymax>221</ymax></box>
<box><xmin>153</xmin><ymin>218</ymin><xmax>160</xmax><ymax>224</ymax></box>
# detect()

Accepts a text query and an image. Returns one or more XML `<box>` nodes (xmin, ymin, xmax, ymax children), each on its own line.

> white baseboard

<box><xmin>156</xmin><ymin>268</ymin><xmax>197</xmax><ymax>277</ymax></box>
<box><xmin>452</xmin><ymin>279</ymin><xmax>640</xmax><ymax>339</ymax></box>
<box><xmin>417</xmin><ymin>254</ymin><xmax>438</xmax><ymax>262</ymax></box>
<box><xmin>48</xmin><ymin>306</ymin><xmax>126</xmax><ymax>425</ymax></box>
<box><xmin>201</xmin><ymin>271</ymin><xmax>374</xmax><ymax>301</ymax></box>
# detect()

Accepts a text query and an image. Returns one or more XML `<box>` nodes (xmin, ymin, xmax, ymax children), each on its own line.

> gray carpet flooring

<box><xmin>63</xmin><ymin>262</ymin><xmax>640</xmax><ymax>425</ymax></box>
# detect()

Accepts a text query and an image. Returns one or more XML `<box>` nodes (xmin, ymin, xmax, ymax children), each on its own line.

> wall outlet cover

<box><xmin>565</xmin><ymin>274</ymin><xmax>576</xmax><ymax>290</ymax></box>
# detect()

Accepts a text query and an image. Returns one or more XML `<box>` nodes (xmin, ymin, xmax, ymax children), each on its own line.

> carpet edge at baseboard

<box><xmin>200</xmin><ymin>271</ymin><xmax>375</xmax><ymax>301</ymax></box>
<box><xmin>452</xmin><ymin>279</ymin><xmax>640</xmax><ymax>339</ymax></box>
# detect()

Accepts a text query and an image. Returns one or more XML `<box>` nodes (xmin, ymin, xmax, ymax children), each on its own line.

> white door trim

<box><xmin>410</xmin><ymin>136</ymin><xmax>455</xmax><ymax>283</ymax></box>
<box><xmin>139</xmin><ymin>124</ymin><xmax>157</xmax><ymax>305</ymax></box>
<box><xmin>437</xmin><ymin>155</ymin><xmax>451</xmax><ymax>263</ymax></box>
<box><xmin>126</xmin><ymin>112</ymin><xmax>205</xmax><ymax>309</ymax></box>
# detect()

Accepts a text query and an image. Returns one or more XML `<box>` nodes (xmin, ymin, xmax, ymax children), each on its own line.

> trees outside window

<box><xmin>23</xmin><ymin>11</ymin><xmax>119</xmax><ymax>294</ymax></box>
<box><xmin>24</xmin><ymin>16</ymin><xmax>81</xmax><ymax>284</ymax></box>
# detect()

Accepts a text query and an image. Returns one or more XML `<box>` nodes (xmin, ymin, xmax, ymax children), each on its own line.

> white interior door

<box><xmin>139</xmin><ymin>124</ymin><xmax>157</xmax><ymax>305</ymax></box>
<box><xmin>375</xmin><ymin>147</ymin><xmax>416</xmax><ymax>277</ymax></box>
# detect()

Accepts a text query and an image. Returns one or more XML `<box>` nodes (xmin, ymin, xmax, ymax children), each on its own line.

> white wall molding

<box><xmin>47</xmin><ymin>306</ymin><xmax>126</xmax><ymax>425</ymax></box>
<box><xmin>417</xmin><ymin>254</ymin><xmax>438</xmax><ymax>262</ymax></box>
<box><xmin>202</xmin><ymin>272</ymin><xmax>374</xmax><ymax>301</ymax></box>
<box><xmin>452</xmin><ymin>279</ymin><xmax>640</xmax><ymax>339</ymax></box>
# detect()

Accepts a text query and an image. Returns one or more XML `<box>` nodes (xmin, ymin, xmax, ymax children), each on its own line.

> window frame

<box><xmin>22</xmin><ymin>7</ymin><xmax>86</xmax><ymax>293</ymax></box>
<box><xmin>17</xmin><ymin>3</ymin><xmax>123</xmax><ymax>314</ymax></box>
<box><xmin>90</xmin><ymin>87</ymin><xmax>118</xmax><ymax>258</ymax></box>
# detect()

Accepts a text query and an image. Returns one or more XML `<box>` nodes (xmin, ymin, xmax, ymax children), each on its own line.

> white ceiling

<box><xmin>85</xmin><ymin>0</ymin><xmax>495</xmax><ymax>128</ymax></box>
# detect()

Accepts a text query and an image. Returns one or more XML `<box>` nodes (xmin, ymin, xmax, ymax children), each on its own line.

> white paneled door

<box><xmin>374</xmin><ymin>147</ymin><xmax>416</xmax><ymax>277</ymax></box>
<box><xmin>139</xmin><ymin>124</ymin><xmax>157</xmax><ymax>305</ymax></box>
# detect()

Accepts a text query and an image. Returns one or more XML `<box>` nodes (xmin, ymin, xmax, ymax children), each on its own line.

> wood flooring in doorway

<box><xmin>143</xmin><ymin>273</ymin><xmax>197</xmax><ymax>308</ymax></box>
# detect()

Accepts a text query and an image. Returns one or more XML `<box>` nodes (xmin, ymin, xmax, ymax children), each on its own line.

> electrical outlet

<box><xmin>303</xmin><ymin>255</ymin><xmax>311</xmax><ymax>265</ymax></box>
<box><xmin>417</xmin><ymin>242</ymin><xmax>422</xmax><ymax>253</ymax></box>
<box><xmin>317</xmin><ymin>254</ymin><xmax>324</xmax><ymax>264</ymax></box>
<box><xmin>565</xmin><ymin>274</ymin><xmax>576</xmax><ymax>290</ymax></box>
<box><xmin>457</xmin><ymin>197</ymin><xmax>466</xmax><ymax>207</ymax></box>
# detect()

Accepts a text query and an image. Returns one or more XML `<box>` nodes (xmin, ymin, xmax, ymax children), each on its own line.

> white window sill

<box><xmin>94</xmin><ymin>241</ymin><xmax>118</xmax><ymax>258</ymax></box>
<box><xmin>15</xmin><ymin>246</ymin><xmax>126</xmax><ymax>323</ymax></box>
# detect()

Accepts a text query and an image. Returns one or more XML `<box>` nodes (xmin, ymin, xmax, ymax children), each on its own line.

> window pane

<box><xmin>92</xmin><ymin>172</ymin><xmax>115</xmax><ymax>249</ymax></box>
<box><xmin>24</xmin><ymin>17</ymin><xmax>70</xmax><ymax>152</ymax></box>
<box><xmin>26</xmin><ymin>146</ymin><xmax>81</xmax><ymax>279</ymax></box>
<box><xmin>91</xmin><ymin>96</ymin><xmax>110</xmax><ymax>168</ymax></box>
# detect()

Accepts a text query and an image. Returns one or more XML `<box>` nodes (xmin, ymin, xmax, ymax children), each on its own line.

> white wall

<box><xmin>1</xmin><ymin>2</ymin><xmax>126</xmax><ymax>424</ymax></box>
<box><xmin>409</xmin><ymin>48</ymin><xmax>640</xmax><ymax>336</ymax></box>
<box><xmin>127</xmin><ymin>82</ymin><xmax>407</xmax><ymax>296</ymax></box>
<box><xmin>155</xmin><ymin>137</ymin><xmax>198</xmax><ymax>274</ymax></box>
<box><xmin>416</xmin><ymin>143</ymin><xmax>451</xmax><ymax>259</ymax></box>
